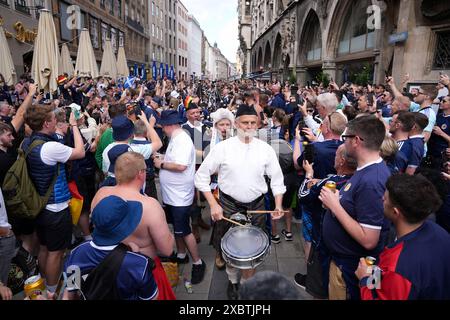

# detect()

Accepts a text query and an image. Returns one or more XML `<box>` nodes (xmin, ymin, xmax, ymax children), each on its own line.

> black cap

<box><xmin>236</xmin><ymin>104</ymin><xmax>258</xmax><ymax>118</ymax></box>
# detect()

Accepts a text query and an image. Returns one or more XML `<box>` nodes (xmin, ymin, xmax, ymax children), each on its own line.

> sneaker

<box><xmin>271</xmin><ymin>234</ymin><xmax>281</xmax><ymax>244</ymax></box>
<box><xmin>227</xmin><ymin>281</ymin><xmax>240</xmax><ymax>300</ymax></box>
<box><xmin>282</xmin><ymin>229</ymin><xmax>293</xmax><ymax>241</ymax></box>
<box><xmin>191</xmin><ymin>260</ymin><xmax>206</xmax><ymax>284</ymax></box>
<box><xmin>294</xmin><ymin>273</ymin><xmax>306</xmax><ymax>289</ymax></box>
<box><xmin>176</xmin><ymin>254</ymin><xmax>190</xmax><ymax>264</ymax></box>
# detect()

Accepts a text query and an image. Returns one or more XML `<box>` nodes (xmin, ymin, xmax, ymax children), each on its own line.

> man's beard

<box><xmin>238</xmin><ymin>129</ymin><xmax>256</xmax><ymax>139</ymax></box>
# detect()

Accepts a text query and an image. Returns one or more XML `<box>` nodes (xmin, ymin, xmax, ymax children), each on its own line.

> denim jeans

<box><xmin>0</xmin><ymin>234</ymin><xmax>17</xmax><ymax>283</ymax></box>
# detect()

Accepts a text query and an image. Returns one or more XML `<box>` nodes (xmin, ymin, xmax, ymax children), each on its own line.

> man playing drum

<box><xmin>195</xmin><ymin>104</ymin><xmax>286</xmax><ymax>300</ymax></box>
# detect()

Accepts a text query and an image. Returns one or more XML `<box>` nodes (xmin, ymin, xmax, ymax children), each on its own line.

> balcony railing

<box><xmin>15</xmin><ymin>1</ymin><xmax>30</xmax><ymax>15</ymax></box>
<box><xmin>127</xmin><ymin>16</ymin><xmax>144</xmax><ymax>33</ymax></box>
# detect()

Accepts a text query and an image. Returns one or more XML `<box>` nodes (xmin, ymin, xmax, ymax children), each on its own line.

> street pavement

<box><xmin>172</xmin><ymin>206</ymin><xmax>313</xmax><ymax>300</ymax></box>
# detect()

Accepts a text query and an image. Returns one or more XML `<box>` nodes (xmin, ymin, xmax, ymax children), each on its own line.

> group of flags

<box><xmin>123</xmin><ymin>62</ymin><xmax>175</xmax><ymax>89</ymax></box>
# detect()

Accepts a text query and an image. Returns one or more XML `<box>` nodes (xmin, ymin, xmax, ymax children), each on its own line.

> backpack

<box><xmin>2</xmin><ymin>140</ymin><xmax>59</xmax><ymax>219</ymax></box>
<box><xmin>80</xmin><ymin>244</ymin><xmax>155</xmax><ymax>300</ymax></box>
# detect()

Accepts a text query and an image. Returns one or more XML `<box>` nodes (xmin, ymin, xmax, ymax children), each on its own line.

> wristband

<box><xmin>359</xmin><ymin>276</ymin><xmax>369</xmax><ymax>288</ymax></box>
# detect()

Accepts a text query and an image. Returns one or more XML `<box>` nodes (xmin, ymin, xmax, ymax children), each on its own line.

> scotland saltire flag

<box><xmin>124</xmin><ymin>76</ymin><xmax>136</xmax><ymax>89</ymax></box>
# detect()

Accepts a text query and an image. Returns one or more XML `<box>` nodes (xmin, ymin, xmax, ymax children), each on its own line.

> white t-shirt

<box><xmin>159</xmin><ymin>129</ymin><xmax>195</xmax><ymax>206</ymax></box>
<box><xmin>40</xmin><ymin>141</ymin><xmax>73</xmax><ymax>211</ymax></box>
<box><xmin>129</xmin><ymin>138</ymin><xmax>153</xmax><ymax>160</ymax></box>
<box><xmin>0</xmin><ymin>188</ymin><xmax>11</xmax><ymax>229</ymax></box>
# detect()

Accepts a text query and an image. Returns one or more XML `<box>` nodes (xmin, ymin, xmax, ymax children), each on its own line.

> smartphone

<box><xmin>303</xmin><ymin>143</ymin><xmax>314</xmax><ymax>164</ymax></box>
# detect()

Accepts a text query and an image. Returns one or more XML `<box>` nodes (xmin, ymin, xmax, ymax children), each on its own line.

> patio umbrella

<box><xmin>99</xmin><ymin>39</ymin><xmax>117</xmax><ymax>79</ymax></box>
<box><xmin>75</xmin><ymin>28</ymin><xmax>99</xmax><ymax>78</ymax></box>
<box><xmin>31</xmin><ymin>9</ymin><xmax>59</xmax><ymax>93</ymax></box>
<box><xmin>116</xmin><ymin>45</ymin><xmax>129</xmax><ymax>78</ymax></box>
<box><xmin>0</xmin><ymin>26</ymin><xmax>16</xmax><ymax>86</ymax></box>
<box><xmin>59</xmin><ymin>43</ymin><xmax>74</xmax><ymax>76</ymax></box>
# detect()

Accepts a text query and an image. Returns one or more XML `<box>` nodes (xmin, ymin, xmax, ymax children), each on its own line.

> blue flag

<box><xmin>141</xmin><ymin>64</ymin><xmax>146</xmax><ymax>79</ymax></box>
<box><xmin>152</xmin><ymin>61</ymin><xmax>157</xmax><ymax>80</ymax></box>
<box><xmin>134</xmin><ymin>63</ymin><xmax>138</xmax><ymax>77</ymax></box>
<box><xmin>170</xmin><ymin>65</ymin><xmax>174</xmax><ymax>81</ymax></box>
<box><xmin>160</xmin><ymin>63</ymin><xmax>164</xmax><ymax>78</ymax></box>
<box><xmin>124</xmin><ymin>76</ymin><xmax>136</xmax><ymax>89</ymax></box>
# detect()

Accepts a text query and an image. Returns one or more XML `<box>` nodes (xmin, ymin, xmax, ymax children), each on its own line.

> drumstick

<box><xmin>247</xmin><ymin>210</ymin><xmax>290</xmax><ymax>214</ymax></box>
<box><xmin>222</xmin><ymin>217</ymin><xmax>245</xmax><ymax>227</ymax></box>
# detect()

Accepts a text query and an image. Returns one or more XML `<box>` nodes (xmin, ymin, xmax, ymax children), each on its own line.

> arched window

<box><xmin>305</xmin><ymin>13</ymin><xmax>322</xmax><ymax>61</ymax></box>
<box><xmin>338</xmin><ymin>0</ymin><xmax>375</xmax><ymax>55</ymax></box>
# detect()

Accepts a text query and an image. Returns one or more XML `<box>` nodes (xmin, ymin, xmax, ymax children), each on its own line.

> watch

<box><xmin>160</xmin><ymin>162</ymin><xmax>164</xmax><ymax>170</ymax></box>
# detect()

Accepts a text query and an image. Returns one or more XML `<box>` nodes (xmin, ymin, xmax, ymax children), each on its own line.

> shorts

<box><xmin>282</xmin><ymin>185</ymin><xmax>297</xmax><ymax>209</ymax></box>
<box><xmin>302</xmin><ymin>206</ymin><xmax>313</xmax><ymax>243</ymax></box>
<box><xmin>36</xmin><ymin>207</ymin><xmax>72</xmax><ymax>252</ymax></box>
<box><xmin>75</xmin><ymin>174</ymin><xmax>96</xmax><ymax>211</ymax></box>
<box><xmin>9</xmin><ymin>216</ymin><xmax>35</xmax><ymax>236</ymax></box>
<box><xmin>163</xmin><ymin>204</ymin><xmax>192</xmax><ymax>238</ymax></box>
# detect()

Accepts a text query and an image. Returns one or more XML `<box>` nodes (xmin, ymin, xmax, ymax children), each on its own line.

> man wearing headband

<box><xmin>195</xmin><ymin>104</ymin><xmax>286</xmax><ymax>300</ymax></box>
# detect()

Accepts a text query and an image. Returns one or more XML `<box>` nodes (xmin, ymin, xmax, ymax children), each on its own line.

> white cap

<box><xmin>170</xmin><ymin>90</ymin><xmax>180</xmax><ymax>99</ymax></box>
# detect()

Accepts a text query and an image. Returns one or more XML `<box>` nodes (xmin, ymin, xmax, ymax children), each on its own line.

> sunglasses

<box><xmin>342</xmin><ymin>134</ymin><xmax>365</xmax><ymax>142</ymax></box>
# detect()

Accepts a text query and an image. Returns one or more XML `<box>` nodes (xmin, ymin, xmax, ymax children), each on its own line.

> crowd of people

<box><xmin>0</xmin><ymin>68</ymin><xmax>449</xmax><ymax>301</ymax></box>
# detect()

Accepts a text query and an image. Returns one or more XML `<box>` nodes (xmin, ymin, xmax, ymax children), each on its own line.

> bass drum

<box><xmin>221</xmin><ymin>225</ymin><xmax>270</xmax><ymax>270</ymax></box>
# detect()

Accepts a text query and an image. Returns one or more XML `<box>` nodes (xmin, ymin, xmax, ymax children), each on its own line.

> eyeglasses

<box><xmin>342</xmin><ymin>134</ymin><xmax>364</xmax><ymax>142</ymax></box>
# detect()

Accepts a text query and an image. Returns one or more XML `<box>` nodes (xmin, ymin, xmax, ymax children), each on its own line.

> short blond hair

<box><xmin>115</xmin><ymin>152</ymin><xmax>146</xmax><ymax>184</ymax></box>
<box><xmin>380</xmin><ymin>136</ymin><xmax>398</xmax><ymax>162</ymax></box>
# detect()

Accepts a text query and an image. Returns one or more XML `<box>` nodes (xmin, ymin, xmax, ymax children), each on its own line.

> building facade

<box><xmin>237</xmin><ymin>0</ymin><xmax>252</xmax><ymax>76</ymax></box>
<box><xmin>0</xmin><ymin>0</ymin><xmax>51</xmax><ymax>76</ymax></box>
<box><xmin>124</xmin><ymin>0</ymin><xmax>149</xmax><ymax>69</ymax></box>
<box><xmin>203</xmin><ymin>37</ymin><xmax>215</xmax><ymax>80</ymax></box>
<box><xmin>213</xmin><ymin>42</ymin><xmax>229</xmax><ymax>80</ymax></box>
<box><xmin>176</xmin><ymin>0</ymin><xmax>188</xmax><ymax>80</ymax></box>
<box><xmin>187</xmin><ymin>14</ymin><xmax>202</xmax><ymax>80</ymax></box>
<box><xmin>245</xmin><ymin>0</ymin><xmax>450</xmax><ymax>88</ymax></box>
<box><xmin>52</xmin><ymin>0</ymin><xmax>127</xmax><ymax>73</ymax></box>
<box><xmin>164</xmin><ymin>0</ymin><xmax>177</xmax><ymax>77</ymax></box>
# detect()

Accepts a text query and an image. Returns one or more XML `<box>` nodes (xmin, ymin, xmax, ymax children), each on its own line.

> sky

<box><xmin>182</xmin><ymin>0</ymin><xmax>239</xmax><ymax>63</ymax></box>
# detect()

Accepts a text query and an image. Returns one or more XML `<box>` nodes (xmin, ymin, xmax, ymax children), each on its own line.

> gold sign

<box><xmin>13</xmin><ymin>22</ymin><xmax>37</xmax><ymax>43</ymax></box>
<box><xmin>0</xmin><ymin>17</ymin><xmax>37</xmax><ymax>43</ymax></box>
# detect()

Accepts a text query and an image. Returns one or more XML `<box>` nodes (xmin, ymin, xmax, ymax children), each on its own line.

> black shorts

<box><xmin>9</xmin><ymin>216</ymin><xmax>35</xmax><ymax>236</ymax></box>
<box><xmin>75</xmin><ymin>174</ymin><xmax>96</xmax><ymax>212</ymax></box>
<box><xmin>36</xmin><ymin>207</ymin><xmax>72</xmax><ymax>252</ymax></box>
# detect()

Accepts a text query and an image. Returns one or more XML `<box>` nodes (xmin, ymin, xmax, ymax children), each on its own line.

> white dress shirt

<box><xmin>195</xmin><ymin>136</ymin><xmax>286</xmax><ymax>203</ymax></box>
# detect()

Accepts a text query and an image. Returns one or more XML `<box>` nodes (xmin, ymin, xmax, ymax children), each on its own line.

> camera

<box><xmin>127</xmin><ymin>102</ymin><xmax>141</xmax><ymax>117</ymax></box>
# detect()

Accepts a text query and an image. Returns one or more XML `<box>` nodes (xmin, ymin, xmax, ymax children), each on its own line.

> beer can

<box><xmin>24</xmin><ymin>275</ymin><xmax>46</xmax><ymax>300</ymax></box>
<box><xmin>325</xmin><ymin>181</ymin><xmax>337</xmax><ymax>193</ymax></box>
<box><xmin>184</xmin><ymin>278</ymin><xmax>193</xmax><ymax>294</ymax></box>
<box><xmin>365</xmin><ymin>256</ymin><xmax>377</xmax><ymax>266</ymax></box>
<box><xmin>322</xmin><ymin>181</ymin><xmax>337</xmax><ymax>209</ymax></box>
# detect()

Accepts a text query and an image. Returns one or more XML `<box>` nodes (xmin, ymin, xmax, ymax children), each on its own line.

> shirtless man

<box><xmin>90</xmin><ymin>152</ymin><xmax>176</xmax><ymax>299</ymax></box>
<box><xmin>91</xmin><ymin>151</ymin><xmax>174</xmax><ymax>258</ymax></box>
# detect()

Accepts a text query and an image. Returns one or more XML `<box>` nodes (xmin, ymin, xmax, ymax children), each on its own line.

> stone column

<box><xmin>322</xmin><ymin>59</ymin><xmax>337</xmax><ymax>81</ymax></box>
<box><xmin>297</xmin><ymin>66</ymin><xmax>307</xmax><ymax>85</ymax></box>
<box><xmin>392</xmin><ymin>0</ymin><xmax>414</xmax><ymax>88</ymax></box>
